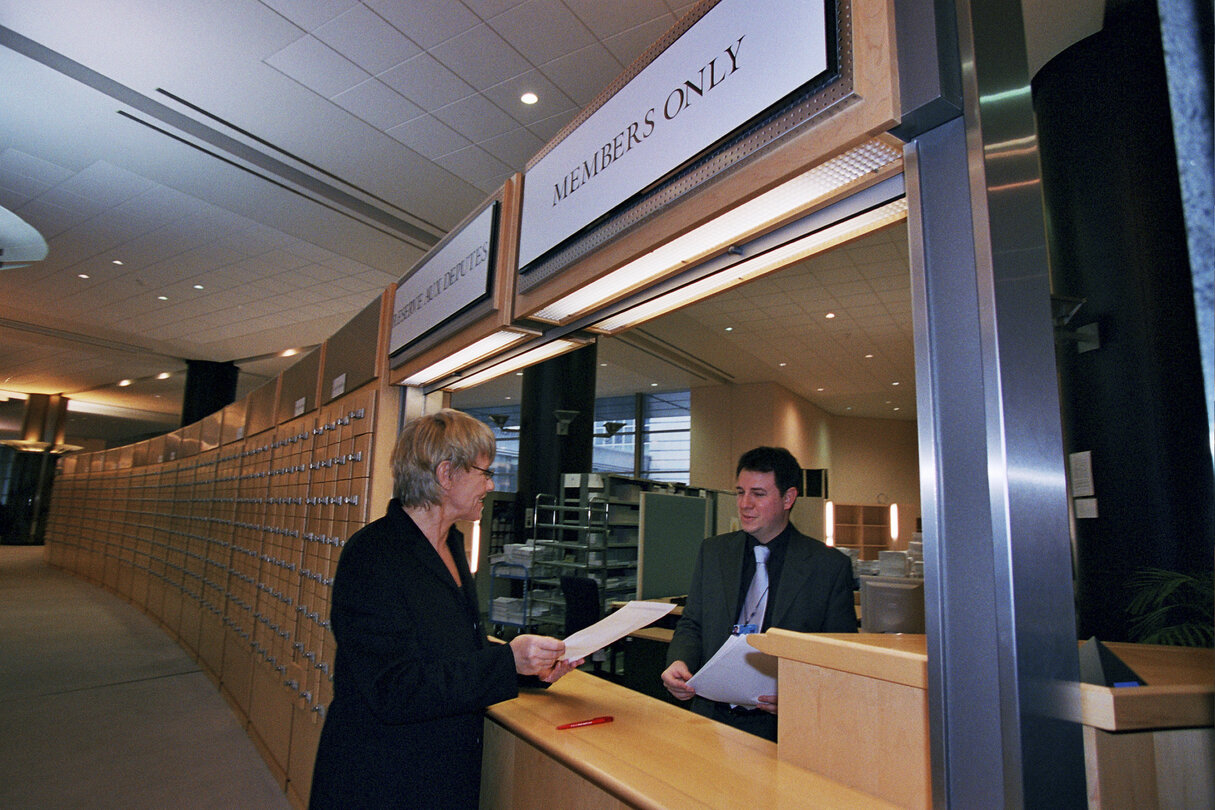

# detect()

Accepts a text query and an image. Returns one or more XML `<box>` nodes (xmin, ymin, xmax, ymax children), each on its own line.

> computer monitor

<box><xmin>860</xmin><ymin>575</ymin><xmax>925</xmax><ymax>633</ymax></box>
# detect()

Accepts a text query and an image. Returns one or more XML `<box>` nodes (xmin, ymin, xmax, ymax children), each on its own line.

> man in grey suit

<box><xmin>661</xmin><ymin>446</ymin><xmax>857</xmax><ymax>740</ymax></box>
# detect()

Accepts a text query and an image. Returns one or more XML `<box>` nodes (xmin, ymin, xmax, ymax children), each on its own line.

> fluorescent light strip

<box><xmin>444</xmin><ymin>339</ymin><xmax>586</xmax><ymax>391</ymax></box>
<box><xmin>593</xmin><ymin>199</ymin><xmax>908</xmax><ymax>333</ymax></box>
<box><xmin>533</xmin><ymin>138</ymin><xmax>902</xmax><ymax>323</ymax></box>
<box><xmin>401</xmin><ymin>330</ymin><xmax>533</xmax><ymax>386</ymax></box>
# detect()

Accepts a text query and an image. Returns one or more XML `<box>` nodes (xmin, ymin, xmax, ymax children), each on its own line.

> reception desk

<box><xmin>748</xmin><ymin>631</ymin><xmax>1214</xmax><ymax>810</ymax></box>
<box><xmin>482</xmin><ymin>667</ymin><xmax>896</xmax><ymax>809</ymax></box>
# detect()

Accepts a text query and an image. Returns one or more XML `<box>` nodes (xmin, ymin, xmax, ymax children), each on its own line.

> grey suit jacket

<box><xmin>666</xmin><ymin>525</ymin><xmax>857</xmax><ymax>683</ymax></box>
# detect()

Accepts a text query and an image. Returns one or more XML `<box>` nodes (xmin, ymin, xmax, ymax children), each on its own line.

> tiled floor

<box><xmin>0</xmin><ymin>545</ymin><xmax>291</xmax><ymax>809</ymax></box>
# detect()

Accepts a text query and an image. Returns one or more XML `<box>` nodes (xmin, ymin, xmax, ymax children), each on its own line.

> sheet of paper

<box><xmin>561</xmin><ymin>600</ymin><xmax>676</xmax><ymax>661</ymax></box>
<box><xmin>685</xmin><ymin>633</ymin><xmax>777</xmax><ymax>707</ymax></box>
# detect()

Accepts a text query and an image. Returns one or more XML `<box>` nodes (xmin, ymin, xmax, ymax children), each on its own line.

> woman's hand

<box><xmin>509</xmin><ymin>634</ymin><xmax>567</xmax><ymax>676</ymax></box>
<box><xmin>539</xmin><ymin>657</ymin><xmax>584</xmax><ymax>683</ymax></box>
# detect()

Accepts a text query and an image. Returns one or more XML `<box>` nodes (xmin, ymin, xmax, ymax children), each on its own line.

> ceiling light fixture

<box><xmin>520</xmin><ymin>92</ymin><xmax>539</xmax><ymax>105</ymax></box>
<box><xmin>117</xmin><ymin>379</ymin><xmax>132</xmax><ymax>387</ymax></box>
<box><xmin>531</xmin><ymin>137</ymin><xmax>902</xmax><ymax>324</ymax></box>
<box><xmin>443</xmin><ymin>337</ymin><xmax>588</xmax><ymax>392</ymax></box>
<box><xmin>193</xmin><ymin>283</ymin><xmax>204</xmax><ymax>290</ymax></box>
<box><xmin>111</xmin><ymin>260</ymin><xmax>124</xmax><ymax>265</ymax></box>
<box><xmin>77</xmin><ymin>273</ymin><xmax>89</xmax><ymax>279</ymax></box>
<box><xmin>281</xmin><ymin>348</ymin><xmax>299</xmax><ymax>357</ymax></box>
<box><xmin>157</xmin><ymin>295</ymin><xmax>168</xmax><ymax>301</ymax></box>
<box><xmin>825</xmin><ymin>312</ymin><xmax>836</xmax><ymax>319</ymax></box>
<box><xmin>591</xmin><ymin>197</ymin><xmax>908</xmax><ymax>334</ymax></box>
<box><xmin>156</xmin><ymin>372</ymin><xmax>171</xmax><ymax>380</ymax></box>
<box><xmin>400</xmin><ymin>328</ymin><xmax>538</xmax><ymax>387</ymax></box>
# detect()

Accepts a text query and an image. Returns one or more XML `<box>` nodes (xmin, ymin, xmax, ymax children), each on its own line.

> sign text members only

<box><xmin>516</xmin><ymin>0</ymin><xmax>829</xmax><ymax>271</ymax></box>
<box><xmin>390</xmin><ymin>204</ymin><xmax>497</xmax><ymax>355</ymax></box>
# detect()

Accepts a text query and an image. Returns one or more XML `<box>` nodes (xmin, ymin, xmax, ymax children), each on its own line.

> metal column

<box><xmin>903</xmin><ymin>0</ymin><xmax>1086</xmax><ymax>805</ymax></box>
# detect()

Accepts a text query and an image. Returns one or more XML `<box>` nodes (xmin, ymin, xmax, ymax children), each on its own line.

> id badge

<box><xmin>732</xmin><ymin>623</ymin><xmax>759</xmax><ymax>636</ymax></box>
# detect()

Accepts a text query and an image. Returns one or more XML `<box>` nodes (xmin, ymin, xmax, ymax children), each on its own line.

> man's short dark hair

<box><xmin>736</xmin><ymin>446</ymin><xmax>801</xmax><ymax>494</ymax></box>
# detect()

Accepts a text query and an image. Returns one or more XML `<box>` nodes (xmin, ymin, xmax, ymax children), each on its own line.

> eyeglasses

<box><xmin>468</xmin><ymin>464</ymin><xmax>494</xmax><ymax>480</ymax></box>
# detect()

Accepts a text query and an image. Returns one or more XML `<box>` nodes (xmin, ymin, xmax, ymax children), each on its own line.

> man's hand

<box><xmin>661</xmin><ymin>660</ymin><xmax>696</xmax><ymax>701</ymax></box>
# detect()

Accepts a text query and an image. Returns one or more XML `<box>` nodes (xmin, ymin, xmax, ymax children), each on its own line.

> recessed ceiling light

<box><xmin>600</xmin><ymin>362</ymin><xmax>607</xmax><ymax>367</ymax></box>
<box><xmin>864</xmin><ymin>353</ymin><xmax>874</xmax><ymax>359</ymax></box>
<box><xmin>817</xmin><ymin>387</ymin><xmax>825</xmax><ymax>392</ymax></box>
<box><xmin>650</xmin><ymin>382</ymin><xmax>658</xmax><ymax>387</ymax></box>
<box><xmin>893</xmin><ymin>406</ymin><xmax>901</xmax><ymax>411</ymax></box>
<box><xmin>520</xmin><ymin>92</ymin><xmax>538</xmax><ymax>105</ymax></box>
<box><xmin>892</xmin><ymin>381</ymin><xmax>900</xmax><ymax>386</ymax></box>
<box><xmin>505</xmin><ymin>396</ymin><xmax>512</xmax><ymax>400</ymax></box>
<box><xmin>156</xmin><ymin>372</ymin><xmax>171</xmax><ymax>380</ymax></box>
<box><xmin>118</xmin><ymin>379</ymin><xmax>132</xmax><ymax>387</ymax></box>
<box><xmin>825</xmin><ymin>312</ymin><xmax>836</xmax><ymax>319</ymax></box>
<box><xmin>111</xmin><ymin>260</ymin><xmax>124</xmax><ymax>266</ymax></box>
<box><xmin>281</xmin><ymin>348</ymin><xmax>298</xmax><ymax>357</ymax></box>
<box><xmin>516</xmin><ymin>371</ymin><xmax>524</xmax><ymax>377</ymax></box>
<box><xmin>193</xmin><ymin>283</ymin><xmax>204</xmax><ymax>290</ymax></box>
<box><xmin>778</xmin><ymin>362</ymin><xmax>787</xmax><ymax>367</ymax></box>
<box><xmin>724</xmin><ymin>326</ymin><xmax>734</xmax><ymax>332</ymax></box>
<box><xmin>77</xmin><ymin>273</ymin><xmax>89</xmax><ymax>279</ymax></box>
<box><xmin>157</xmin><ymin>295</ymin><xmax>168</xmax><ymax>301</ymax></box>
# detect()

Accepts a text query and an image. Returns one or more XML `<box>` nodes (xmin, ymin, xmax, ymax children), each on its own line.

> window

<box><xmin>462</xmin><ymin>389</ymin><xmax>691</xmax><ymax>487</ymax></box>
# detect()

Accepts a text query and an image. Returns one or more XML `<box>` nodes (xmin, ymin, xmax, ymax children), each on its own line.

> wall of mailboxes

<box><xmin>42</xmin><ymin>297</ymin><xmax>387</xmax><ymax>804</ymax></box>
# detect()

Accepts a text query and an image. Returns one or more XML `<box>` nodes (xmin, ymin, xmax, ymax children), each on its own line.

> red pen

<box><xmin>556</xmin><ymin>715</ymin><xmax>613</xmax><ymax>730</ymax></box>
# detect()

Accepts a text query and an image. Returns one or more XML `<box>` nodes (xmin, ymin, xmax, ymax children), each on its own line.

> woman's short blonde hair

<box><xmin>392</xmin><ymin>408</ymin><xmax>495</xmax><ymax>508</ymax></box>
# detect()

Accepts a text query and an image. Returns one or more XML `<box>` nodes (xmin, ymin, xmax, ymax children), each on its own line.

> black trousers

<box><xmin>709</xmin><ymin>700</ymin><xmax>778</xmax><ymax>742</ymax></box>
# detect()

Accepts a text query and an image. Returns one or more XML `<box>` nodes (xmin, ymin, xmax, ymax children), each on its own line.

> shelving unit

<box><xmin>833</xmin><ymin>504</ymin><xmax>891</xmax><ymax>560</ymax></box>
<box><xmin>488</xmin><ymin>562</ymin><xmax>532</xmax><ymax>629</ymax></box>
<box><xmin>524</xmin><ymin>473</ymin><xmax>716</xmax><ymax>631</ymax></box>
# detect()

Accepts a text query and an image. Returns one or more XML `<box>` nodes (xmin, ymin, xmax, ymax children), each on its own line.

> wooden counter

<box><xmin>481</xmin><ymin>668</ymin><xmax>897</xmax><ymax>809</ymax></box>
<box><xmin>749</xmin><ymin>631</ymin><xmax>930</xmax><ymax>809</ymax></box>
<box><xmin>748</xmin><ymin>631</ymin><xmax>1215</xmax><ymax>810</ymax></box>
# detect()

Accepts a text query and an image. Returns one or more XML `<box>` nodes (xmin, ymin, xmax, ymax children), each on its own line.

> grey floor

<box><xmin>0</xmin><ymin>545</ymin><xmax>292</xmax><ymax>810</ymax></box>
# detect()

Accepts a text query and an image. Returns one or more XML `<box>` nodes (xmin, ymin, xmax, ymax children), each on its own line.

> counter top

<box><xmin>486</xmin><ymin>668</ymin><xmax>896</xmax><ymax>809</ymax></box>
<box><xmin>746</xmin><ymin>631</ymin><xmax>1213</xmax><ymax>732</ymax></box>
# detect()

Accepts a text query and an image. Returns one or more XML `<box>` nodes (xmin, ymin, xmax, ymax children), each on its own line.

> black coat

<box><xmin>666</xmin><ymin>524</ymin><xmax>857</xmax><ymax>732</ymax></box>
<box><xmin>309</xmin><ymin>500</ymin><xmax>517</xmax><ymax>809</ymax></box>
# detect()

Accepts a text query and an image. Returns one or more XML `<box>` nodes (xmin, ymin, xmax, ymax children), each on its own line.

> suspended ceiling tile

<box><xmin>526</xmin><ymin>109</ymin><xmax>579</xmax><ymax>143</ymax></box>
<box><xmin>380</xmin><ymin>51</ymin><xmax>476</xmax><ymax>109</ymax></box>
<box><xmin>364</xmin><ymin>0</ymin><xmax>481</xmax><ymax>50</ymax></box>
<box><xmin>565</xmin><ymin>0</ymin><xmax>675</xmax><ymax>39</ymax></box>
<box><xmin>264</xmin><ymin>35</ymin><xmax>368</xmax><ymax>99</ymax></box>
<box><xmin>539</xmin><ymin>43</ymin><xmax>623</xmax><ymax>107</ymax></box>
<box><xmin>257</xmin><ymin>0</ymin><xmax>358</xmax><ymax>31</ymax></box>
<box><xmin>434</xmin><ymin>145</ymin><xmax>512</xmax><ymax>189</ymax></box>
<box><xmin>432</xmin><ymin>94</ymin><xmax>522</xmax><ymax>144</ymax></box>
<box><xmin>430</xmin><ymin>24</ymin><xmax>532</xmax><ymax>91</ymax></box>
<box><xmin>602</xmin><ymin>16</ymin><xmax>678</xmax><ymax>67</ymax></box>
<box><xmin>482</xmin><ymin>70</ymin><xmax>576</xmax><ymax>127</ymax></box>
<box><xmin>479</xmin><ymin>127</ymin><xmax>545</xmax><ymax>170</ymax></box>
<box><xmin>385</xmin><ymin>115</ymin><xmax>472</xmax><ymax>160</ymax></box>
<box><xmin>331</xmin><ymin>78</ymin><xmax>425</xmax><ymax>130</ymax></box>
<box><xmin>486</xmin><ymin>0</ymin><xmax>597</xmax><ymax>65</ymax></box>
<box><xmin>313</xmin><ymin>4</ymin><xmax>421</xmax><ymax>74</ymax></box>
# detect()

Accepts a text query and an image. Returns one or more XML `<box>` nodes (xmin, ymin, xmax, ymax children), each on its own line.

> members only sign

<box><xmin>390</xmin><ymin>203</ymin><xmax>497</xmax><ymax>355</ymax></box>
<box><xmin>516</xmin><ymin>0</ymin><xmax>830</xmax><ymax>270</ymax></box>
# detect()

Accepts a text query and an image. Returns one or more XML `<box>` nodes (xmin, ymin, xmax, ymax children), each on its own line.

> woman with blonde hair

<box><xmin>310</xmin><ymin>409</ymin><xmax>580</xmax><ymax>809</ymax></box>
